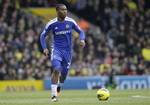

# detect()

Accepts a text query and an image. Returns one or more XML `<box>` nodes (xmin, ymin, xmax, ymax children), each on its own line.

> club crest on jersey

<box><xmin>66</xmin><ymin>24</ymin><xmax>69</xmax><ymax>29</ymax></box>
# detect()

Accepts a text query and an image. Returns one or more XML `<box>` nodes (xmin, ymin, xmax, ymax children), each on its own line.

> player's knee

<box><xmin>52</xmin><ymin>70</ymin><xmax>59</xmax><ymax>76</ymax></box>
<box><xmin>60</xmin><ymin>70</ymin><xmax>68</xmax><ymax>83</ymax></box>
<box><xmin>52</xmin><ymin>59</ymin><xmax>62</xmax><ymax>72</ymax></box>
<box><xmin>52</xmin><ymin>66</ymin><xmax>62</xmax><ymax>72</ymax></box>
<box><xmin>60</xmin><ymin>75</ymin><xmax>67</xmax><ymax>83</ymax></box>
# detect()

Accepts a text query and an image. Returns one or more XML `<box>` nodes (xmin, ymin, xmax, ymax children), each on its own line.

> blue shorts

<box><xmin>50</xmin><ymin>48</ymin><xmax>72</xmax><ymax>76</ymax></box>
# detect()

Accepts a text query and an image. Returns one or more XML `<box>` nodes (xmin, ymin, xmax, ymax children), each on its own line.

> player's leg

<box><xmin>51</xmin><ymin>59</ymin><xmax>62</xmax><ymax>102</ymax></box>
<box><xmin>57</xmin><ymin>51</ymin><xmax>72</xmax><ymax>94</ymax></box>
<box><xmin>51</xmin><ymin>60</ymin><xmax>61</xmax><ymax>84</ymax></box>
<box><xmin>50</xmin><ymin>49</ymin><xmax>63</xmax><ymax>102</ymax></box>
<box><xmin>57</xmin><ymin>67</ymin><xmax>68</xmax><ymax>95</ymax></box>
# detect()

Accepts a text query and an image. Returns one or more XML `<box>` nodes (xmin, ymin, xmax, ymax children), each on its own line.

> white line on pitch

<box><xmin>131</xmin><ymin>95</ymin><xmax>150</xmax><ymax>98</ymax></box>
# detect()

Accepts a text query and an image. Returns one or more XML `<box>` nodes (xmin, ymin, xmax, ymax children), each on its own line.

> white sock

<box><xmin>51</xmin><ymin>84</ymin><xmax>57</xmax><ymax>97</ymax></box>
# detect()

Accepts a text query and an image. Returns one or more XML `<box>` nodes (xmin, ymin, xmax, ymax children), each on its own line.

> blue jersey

<box><xmin>40</xmin><ymin>16</ymin><xmax>85</xmax><ymax>50</ymax></box>
<box><xmin>40</xmin><ymin>17</ymin><xmax>85</xmax><ymax>76</ymax></box>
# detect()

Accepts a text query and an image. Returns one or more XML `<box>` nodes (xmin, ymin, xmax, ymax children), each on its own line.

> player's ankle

<box><xmin>51</xmin><ymin>96</ymin><xmax>58</xmax><ymax>102</ymax></box>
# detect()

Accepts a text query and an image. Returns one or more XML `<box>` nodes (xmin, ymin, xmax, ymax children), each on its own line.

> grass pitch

<box><xmin>0</xmin><ymin>89</ymin><xmax>150</xmax><ymax>105</ymax></box>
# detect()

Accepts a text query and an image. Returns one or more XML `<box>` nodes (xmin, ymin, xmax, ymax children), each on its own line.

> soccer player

<box><xmin>40</xmin><ymin>4</ymin><xmax>85</xmax><ymax>102</ymax></box>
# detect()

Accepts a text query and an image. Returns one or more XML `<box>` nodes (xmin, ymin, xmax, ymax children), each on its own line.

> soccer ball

<box><xmin>97</xmin><ymin>88</ymin><xmax>110</xmax><ymax>101</ymax></box>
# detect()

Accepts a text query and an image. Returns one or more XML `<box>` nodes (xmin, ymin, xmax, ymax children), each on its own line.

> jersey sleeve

<box><xmin>40</xmin><ymin>21</ymin><xmax>52</xmax><ymax>50</ymax></box>
<box><xmin>72</xmin><ymin>20</ymin><xmax>85</xmax><ymax>40</ymax></box>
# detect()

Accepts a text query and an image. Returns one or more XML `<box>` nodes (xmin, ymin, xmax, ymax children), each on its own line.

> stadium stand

<box><xmin>0</xmin><ymin>0</ymin><xmax>150</xmax><ymax>80</ymax></box>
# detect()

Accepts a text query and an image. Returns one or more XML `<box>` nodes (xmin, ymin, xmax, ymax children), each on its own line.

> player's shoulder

<box><xmin>65</xmin><ymin>16</ymin><xmax>77</xmax><ymax>25</ymax></box>
<box><xmin>65</xmin><ymin>16</ymin><xmax>75</xmax><ymax>21</ymax></box>
<box><xmin>47</xmin><ymin>17</ymin><xmax>58</xmax><ymax>25</ymax></box>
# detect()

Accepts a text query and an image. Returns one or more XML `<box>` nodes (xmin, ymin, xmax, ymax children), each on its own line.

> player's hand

<box><xmin>43</xmin><ymin>48</ymin><xmax>49</xmax><ymax>57</ymax></box>
<box><xmin>80</xmin><ymin>40</ymin><xmax>85</xmax><ymax>48</ymax></box>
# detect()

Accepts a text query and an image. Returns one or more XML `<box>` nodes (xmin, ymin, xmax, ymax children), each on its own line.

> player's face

<box><xmin>57</xmin><ymin>5</ymin><xmax>67</xmax><ymax>19</ymax></box>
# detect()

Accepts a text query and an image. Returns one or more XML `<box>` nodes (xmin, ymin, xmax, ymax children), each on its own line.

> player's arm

<box><xmin>72</xmin><ymin>20</ymin><xmax>85</xmax><ymax>48</ymax></box>
<box><xmin>40</xmin><ymin>21</ymin><xmax>52</xmax><ymax>57</ymax></box>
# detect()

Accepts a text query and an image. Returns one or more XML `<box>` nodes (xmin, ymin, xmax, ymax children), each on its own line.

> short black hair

<box><xmin>55</xmin><ymin>4</ymin><xmax>66</xmax><ymax>10</ymax></box>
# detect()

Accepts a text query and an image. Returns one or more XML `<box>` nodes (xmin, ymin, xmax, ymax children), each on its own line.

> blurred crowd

<box><xmin>0</xmin><ymin>0</ymin><xmax>150</xmax><ymax>80</ymax></box>
<box><xmin>0</xmin><ymin>0</ymin><xmax>50</xmax><ymax>80</ymax></box>
<box><xmin>70</xmin><ymin>0</ymin><xmax>150</xmax><ymax>76</ymax></box>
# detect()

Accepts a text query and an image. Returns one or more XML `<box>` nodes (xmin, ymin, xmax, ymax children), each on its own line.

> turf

<box><xmin>0</xmin><ymin>89</ymin><xmax>150</xmax><ymax>105</ymax></box>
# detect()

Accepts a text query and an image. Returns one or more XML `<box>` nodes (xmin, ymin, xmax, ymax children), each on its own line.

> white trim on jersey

<box><xmin>45</xmin><ymin>16</ymin><xmax>81</xmax><ymax>30</ymax></box>
<box><xmin>65</xmin><ymin>17</ymin><xmax>77</xmax><ymax>24</ymax></box>
<box><xmin>45</xmin><ymin>18</ymin><xmax>57</xmax><ymax>29</ymax></box>
<box><xmin>51</xmin><ymin>48</ymin><xmax>54</xmax><ymax>61</ymax></box>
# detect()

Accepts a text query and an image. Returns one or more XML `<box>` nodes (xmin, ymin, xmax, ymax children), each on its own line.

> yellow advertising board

<box><xmin>0</xmin><ymin>80</ymin><xmax>43</xmax><ymax>92</ymax></box>
<box><xmin>24</xmin><ymin>8</ymin><xmax>56</xmax><ymax>21</ymax></box>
